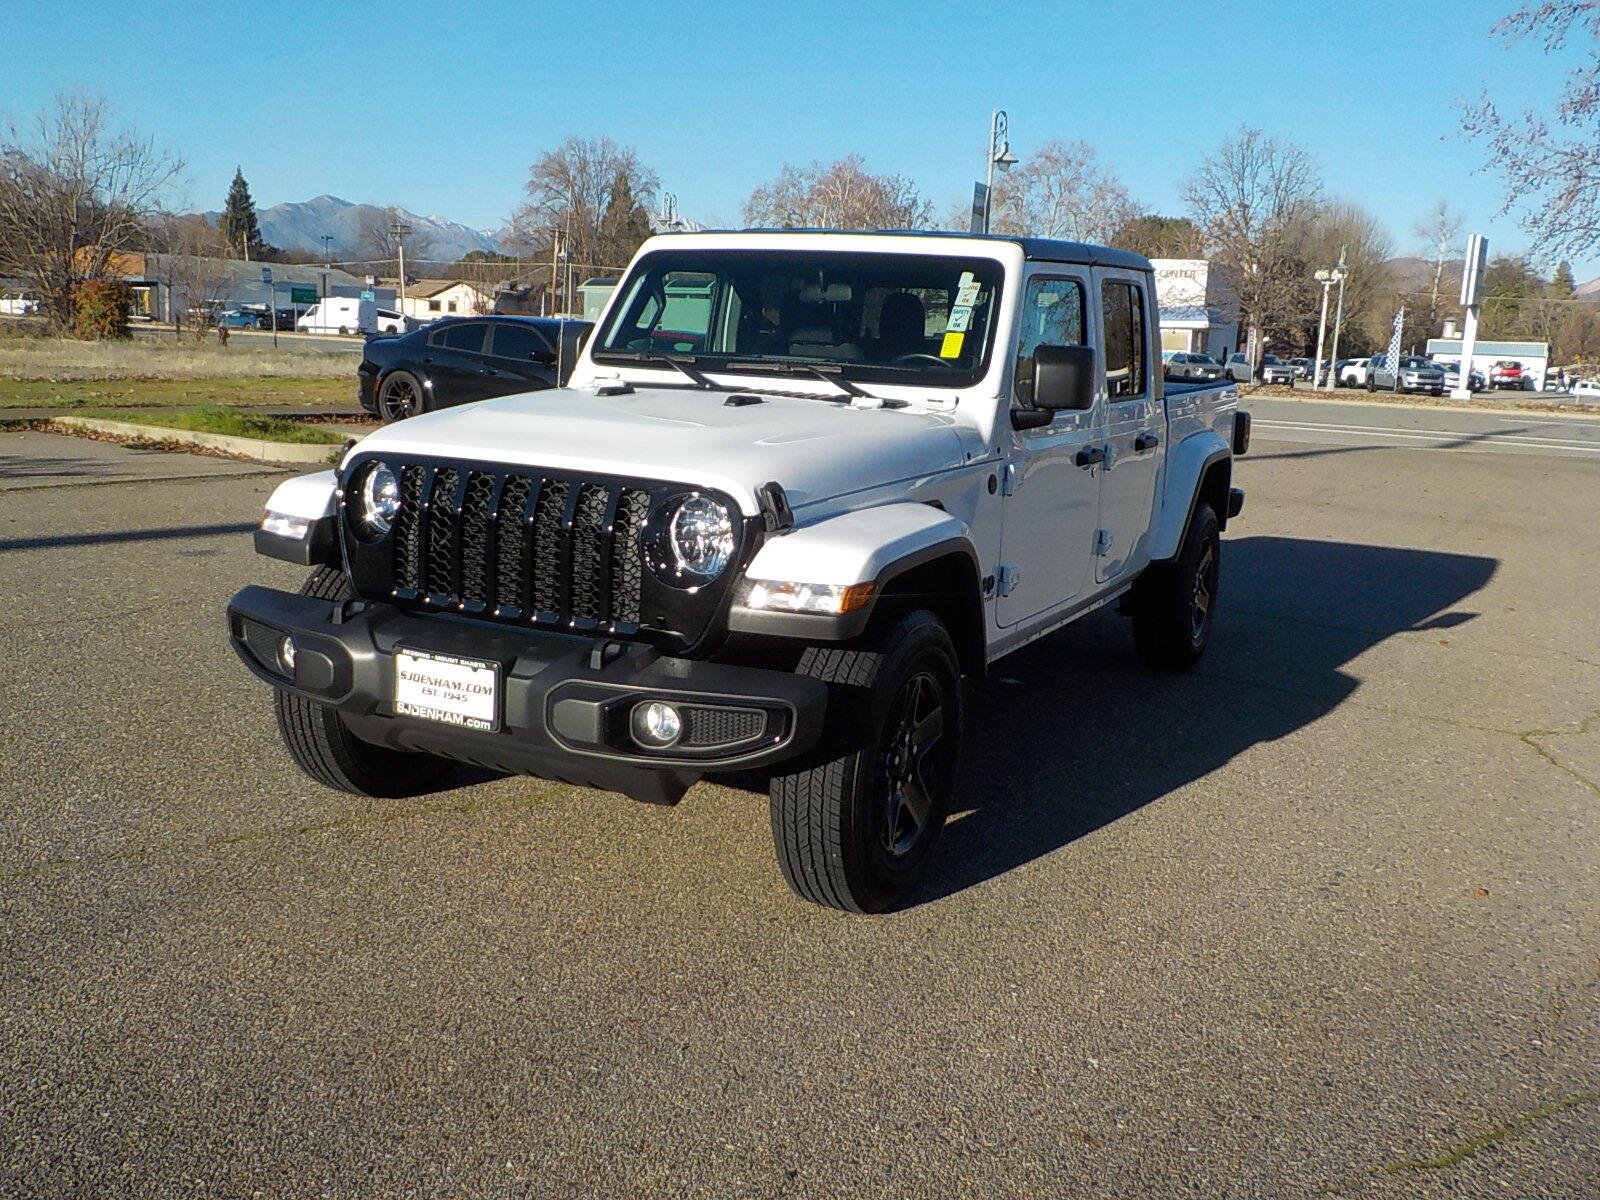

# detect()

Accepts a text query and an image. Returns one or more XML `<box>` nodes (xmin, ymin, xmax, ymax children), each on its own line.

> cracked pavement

<box><xmin>1</xmin><ymin>430</ymin><xmax>1598</xmax><ymax>1198</ymax></box>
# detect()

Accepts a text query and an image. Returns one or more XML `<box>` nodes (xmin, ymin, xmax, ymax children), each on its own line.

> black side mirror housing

<box><xmin>1034</xmin><ymin>344</ymin><xmax>1097</xmax><ymax>411</ymax></box>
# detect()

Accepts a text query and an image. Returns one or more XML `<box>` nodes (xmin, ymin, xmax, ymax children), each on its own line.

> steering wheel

<box><xmin>890</xmin><ymin>353</ymin><xmax>958</xmax><ymax>368</ymax></box>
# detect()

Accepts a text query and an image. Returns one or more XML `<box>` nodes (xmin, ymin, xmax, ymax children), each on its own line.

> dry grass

<box><xmin>0</xmin><ymin>376</ymin><xmax>355</xmax><ymax>410</ymax></box>
<box><xmin>0</xmin><ymin>334</ymin><xmax>353</xmax><ymax>381</ymax></box>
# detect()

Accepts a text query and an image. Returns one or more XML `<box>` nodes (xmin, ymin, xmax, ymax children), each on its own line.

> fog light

<box><xmin>631</xmin><ymin>700</ymin><xmax>682</xmax><ymax>748</ymax></box>
<box><xmin>277</xmin><ymin>636</ymin><xmax>297</xmax><ymax>674</ymax></box>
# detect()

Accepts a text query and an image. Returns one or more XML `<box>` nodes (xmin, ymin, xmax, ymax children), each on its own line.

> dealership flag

<box><xmin>1387</xmin><ymin>307</ymin><xmax>1405</xmax><ymax>367</ymax></box>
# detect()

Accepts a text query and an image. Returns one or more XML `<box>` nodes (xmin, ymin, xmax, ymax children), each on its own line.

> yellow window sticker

<box><xmin>940</xmin><ymin>331</ymin><xmax>965</xmax><ymax>358</ymax></box>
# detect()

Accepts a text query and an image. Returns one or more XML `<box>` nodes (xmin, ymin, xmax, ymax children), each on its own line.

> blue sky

<box><xmin>4</xmin><ymin>0</ymin><xmax>1593</xmax><ymax>278</ymax></box>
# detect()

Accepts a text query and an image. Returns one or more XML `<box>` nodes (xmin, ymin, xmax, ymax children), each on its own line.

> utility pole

<box><xmin>320</xmin><ymin>234</ymin><xmax>334</xmax><ymax>266</ymax></box>
<box><xmin>389</xmin><ymin>218</ymin><xmax>412</xmax><ymax>315</ymax></box>
<box><xmin>1323</xmin><ymin>246</ymin><xmax>1349</xmax><ymax>391</ymax></box>
<box><xmin>548</xmin><ymin>227</ymin><xmax>561</xmax><ymax>317</ymax></box>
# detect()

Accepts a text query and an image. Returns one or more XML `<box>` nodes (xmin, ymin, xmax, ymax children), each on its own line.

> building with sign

<box><xmin>1151</xmin><ymin>259</ymin><xmax>1240</xmax><ymax>361</ymax></box>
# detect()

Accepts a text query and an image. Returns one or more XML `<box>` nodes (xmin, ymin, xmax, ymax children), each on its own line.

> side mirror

<box><xmin>1034</xmin><ymin>344</ymin><xmax>1097</xmax><ymax>411</ymax></box>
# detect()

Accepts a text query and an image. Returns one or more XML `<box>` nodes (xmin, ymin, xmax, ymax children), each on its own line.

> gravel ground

<box><xmin>1</xmin><ymin>430</ymin><xmax>1596</xmax><ymax>1198</ymax></box>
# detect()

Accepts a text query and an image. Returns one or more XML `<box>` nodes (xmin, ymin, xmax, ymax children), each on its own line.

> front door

<box><xmin>426</xmin><ymin>321</ymin><xmax>495</xmax><ymax>407</ymax></box>
<box><xmin>997</xmin><ymin>270</ymin><xmax>1103</xmax><ymax>627</ymax></box>
<box><xmin>1094</xmin><ymin>270</ymin><xmax>1163</xmax><ymax>584</ymax></box>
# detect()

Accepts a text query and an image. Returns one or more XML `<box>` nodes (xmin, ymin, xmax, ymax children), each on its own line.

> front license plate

<box><xmin>393</xmin><ymin>648</ymin><xmax>500</xmax><ymax>732</ymax></box>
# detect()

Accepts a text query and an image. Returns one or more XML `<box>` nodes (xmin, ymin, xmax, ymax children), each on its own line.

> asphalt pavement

<box><xmin>2</xmin><ymin>423</ymin><xmax>1597</xmax><ymax>1198</ymax></box>
<box><xmin>1249</xmin><ymin>393</ymin><xmax>1600</xmax><ymax>459</ymax></box>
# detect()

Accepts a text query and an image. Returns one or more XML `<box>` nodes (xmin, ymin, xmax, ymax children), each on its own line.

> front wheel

<box><xmin>274</xmin><ymin>567</ymin><xmax>452</xmax><ymax>797</ymax></box>
<box><xmin>378</xmin><ymin>370</ymin><xmax>425</xmax><ymax>422</ymax></box>
<box><xmin>770</xmin><ymin>610</ymin><xmax>963</xmax><ymax>913</ymax></box>
<box><xmin>1130</xmin><ymin>502</ymin><xmax>1221</xmax><ymax>670</ymax></box>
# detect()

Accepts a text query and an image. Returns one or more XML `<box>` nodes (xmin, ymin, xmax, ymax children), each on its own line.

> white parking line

<box><xmin>1254</xmin><ymin>418</ymin><xmax>1600</xmax><ymax>455</ymax></box>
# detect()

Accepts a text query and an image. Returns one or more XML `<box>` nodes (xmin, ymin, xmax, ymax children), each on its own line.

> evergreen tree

<box><xmin>1551</xmin><ymin>259</ymin><xmax>1576</xmax><ymax>298</ymax></box>
<box><xmin>597</xmin><ymin>169</ymin><xmax>654</xmax><ymax>269</ymax></box>
<box><xmin>220</xmin><ymin>168</ymin><xmax>263</xmax><ymax>259</ymax></box>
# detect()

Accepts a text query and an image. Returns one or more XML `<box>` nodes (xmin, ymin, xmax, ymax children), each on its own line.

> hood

<box><xmin>353</xmin><ymin>386</ymin><xmax>982</xmax><ymax>515</ymax></box>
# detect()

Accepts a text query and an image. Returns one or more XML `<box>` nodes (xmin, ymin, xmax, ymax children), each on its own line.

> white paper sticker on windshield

<box><xmin>955</xmin><ymin>282</ymin><xmax>982</xmax><ymax>308</ymax></box>
<box><xmin>946</xmin><ymin>307</ymin><xmax>973</xmax><ymax>333</ymax></box>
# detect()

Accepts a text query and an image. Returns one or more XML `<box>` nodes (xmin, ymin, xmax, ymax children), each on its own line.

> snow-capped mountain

<box><xmin>245</xmin><ymin>195</ymin><xmax>502</xmax><ymax>263</ymax></box>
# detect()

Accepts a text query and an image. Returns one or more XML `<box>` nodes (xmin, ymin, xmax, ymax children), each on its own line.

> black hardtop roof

<box><xmin>669</xmin><ymin>227</ymin><xmax>1153</xmax><ymax>272</ymax></box>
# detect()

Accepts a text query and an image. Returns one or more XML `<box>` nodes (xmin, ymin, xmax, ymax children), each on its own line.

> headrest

<box><xmin>798</xmin><ymin>283</ymin><xmax>852</xmax><ymax>304</ymax></box>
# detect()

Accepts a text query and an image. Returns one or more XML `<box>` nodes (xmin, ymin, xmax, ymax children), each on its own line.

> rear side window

<box><xmin>435</xmin><ymin>323</ymin><xmax>487</xmax><ymax>353</ymax></box>
<box><xmin>491</xmin><ymin>322</ymin><xmax>553</xmax><ymax>361</ymax></box>
<box><xmin>1101</xmin><ymin>280</ymin><xmax>1147</xmax><ymax>399</ymax></box>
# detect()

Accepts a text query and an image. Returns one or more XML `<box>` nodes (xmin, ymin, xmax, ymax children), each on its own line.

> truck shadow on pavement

<box><xmin>919</xmin><ymin>535</ymin><xmax>1498</xmax><ymax>906</ymax></box>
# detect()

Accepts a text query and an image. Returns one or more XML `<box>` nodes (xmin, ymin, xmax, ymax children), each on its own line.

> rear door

<box><xmin>1093</xmin><ymin>270</ymin><xmax>1163</xmax><ymax>585</ymax></box>
<box><xmin>424</xmin><ymin>321</ymin><xmax>494</xmax><ymax>407</ymax></box>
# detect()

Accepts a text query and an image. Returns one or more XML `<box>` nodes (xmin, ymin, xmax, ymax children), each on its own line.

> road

<box><xmin>1249</xmin><ymin>393</ymin><xmax>1600</xmax><ymax>459</ymax></box>
<box><xmin>2</xmin><ymin>424</ymin><xmax>1598</xmax><ymax>1198</ymax></box>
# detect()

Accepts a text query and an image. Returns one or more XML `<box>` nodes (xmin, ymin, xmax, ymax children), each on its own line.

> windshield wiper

<box><xmin>724</xmin><ymin>359</ymin><xmax>898</xmax><ymax>405</ymax></box>
<box><xmin>601</xmin><ymin>350</ymin><xmax>726</xmax><ymax>390</ymax></box>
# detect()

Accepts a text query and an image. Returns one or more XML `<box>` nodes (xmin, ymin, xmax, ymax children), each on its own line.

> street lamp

<box><xmin>983</xmin><ymin>108</ymin><xmax>1019</xmax><ymax>234</ymax></box>
<box><xmin>320</xmin><ymin>234</ymin><xmax>334</xmax><ymax>266</ymax></box>
<box><xmin>1320</xmin><ymin>249</ymin><xmax>1350</xmax><ymax>391</ymax></box>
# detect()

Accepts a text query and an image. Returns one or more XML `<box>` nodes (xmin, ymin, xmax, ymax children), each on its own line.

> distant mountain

<box><xmin>207</xmin><ymin>195</ymin><xmax>503</xmax><ymax>264</ymax></box>
<box><xmin>1384</xmin><ymin>255</ymin><xmax>1463</xmax><ymax>293</ymax></box>
<box><xmin>1576</xmin><ymin>275</ymin><xmax>1600</xmax><ymax>298</ymax></box>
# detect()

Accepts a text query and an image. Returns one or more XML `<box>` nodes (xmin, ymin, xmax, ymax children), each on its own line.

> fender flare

<box><xmin>729</xmin><ymin>503</ymin><xmax>981</xmax><ymax>644</ymax></box>
<box><xmin>256</xmin><ymin>470</ymin><xmax>340</xmax><ymax>566</ymax></box>
<box><xmin>1148</xmin><ymin>431</ymin><xmax>1231</xmax><ymax>562</ymax></box>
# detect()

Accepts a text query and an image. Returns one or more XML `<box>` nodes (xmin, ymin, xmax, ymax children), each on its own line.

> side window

<box><xmin>490</xmin><ymin>322</ymin><xmax>553</xmax><ymax>361</ymax></box>
<box><xmin>440</xmin><ymin>322</ymin><xmax>487</xmax><ymax>354</ymax></box>
<box><xmin>1101</xmin><ymin>280</ymin><xmax>1147</xmax><ymax>399</ymax></box>
<box><xmin>1013</xmin><ymin>276</ymin><xmax>1086</xmax><ymax>406</ymax></box>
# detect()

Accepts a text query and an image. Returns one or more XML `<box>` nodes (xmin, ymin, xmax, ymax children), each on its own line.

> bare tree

<box><xmin>356</xmin><ymin>205</ymin><xmax>435</xmax><ymax>277</ymax></box>
<box><xmin>151</xmin><ymin>213</ymin><xmax>234</xmax><ymax>338</ymax></box>
<box><xmin>989</xmin><ymin>140</ymin><xmax>1138</xmax><ymax>243</ymax></box>
<box><xmin>743</xmin><ymin>155</ymin><xmax>932</xmax><ymax>231</ymax></box>
<box><xmin>507</xmin><ymin>136</ymin><xmax>659</xmax><ymax>274</ymax></box>
<box><xmin>1412</xmin><ymin>198</ymin><xmax>1463</xmax><ymax>338</ymax></box>
<box><xmin>0</xmin><ymin>92</ymin><xmax>182</xmax><ymax>331</ymax></box>
<box><xmin>1183</xmin><ymin>126</ymin><xmax>1322</xmax><ymax>359</ymax></box>
<box><xmin>1110</xmin><ymin>214</ymin><xmax>1206</xmax><ymax>259</ymax></box>
<box><xmin>1465</xmin><ymin>3</ymin><xmax>1600</xmax><ymax>259</ymax></box>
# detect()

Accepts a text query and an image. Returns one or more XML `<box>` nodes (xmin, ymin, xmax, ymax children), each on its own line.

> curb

<box><xmin>49</xmin><ymin>416</ymin><xmax>346</xmax><ymax>464</ymax></box>
<box><xmin>1249</xmin><ymin>387</ymin><xmax>1600</xmax><ymax>421</ymax></box>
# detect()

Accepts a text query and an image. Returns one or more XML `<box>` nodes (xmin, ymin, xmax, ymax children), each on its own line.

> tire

<box><xmin>378</xmin><ymin>370</ymin><xmax>425</xmax><ymax>422</ymax></box>
<box><xmin>273</xmin><ymin>567</ymin><xmax>451</xmax><ymax>797</ymax></box>
<box><xmin>769</xmin><ymin>610</ymin><xmax>963</xmax><ymax>913</ymax></box>
<box><xmin>1130</xmin><ymin>502</ymin><xmax>1221</xmax><ymax>671</ymax></box>
<box><xmin>338</xmin><ymin>325</ymin><xmax>350</xmax><ymax>336</ymax></box>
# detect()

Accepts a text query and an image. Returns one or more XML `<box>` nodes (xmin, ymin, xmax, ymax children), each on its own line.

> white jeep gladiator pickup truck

<box><xmin>228</xmin><ymin>230</ymin><xmax>1249</xmax><ymax>912</ymax></box>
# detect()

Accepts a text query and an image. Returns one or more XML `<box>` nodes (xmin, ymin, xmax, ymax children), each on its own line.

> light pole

<box><xmin>320</xmin><ymin>234</ymin><xmax>334</xmax><ymax>266</ymax></box>
<box><xmin>982</xmin><ymin>108</ymin><xmax>1018</xmax><ymax>234</ymax></box>
<box><xmin>389</xmin><ymin>219</ymin><xmax>412</xmax><ymax>315</ymax></box>
<box><xmin>1323</xmin><ymin>247</ymin><xmax>1349</xmax><ymax>391</ymax></box>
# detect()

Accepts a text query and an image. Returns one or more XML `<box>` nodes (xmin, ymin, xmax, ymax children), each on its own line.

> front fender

<box><xmin>255</xmin><ymin>470</ymin><xmax>340</xmax><ymax>566</ymax></box>
<box><xmin>729</xmin><ymin>503</ymin><xmax>978</xmax><ymax>640</ymax></box>
<box><xmin>1148</xmin><ymin>431</ymin><xmax>1230</xmax><ymax>562</ymax></box>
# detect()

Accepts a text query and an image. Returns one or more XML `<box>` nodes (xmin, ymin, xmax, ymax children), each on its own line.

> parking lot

<box><xmin>3</xmin><ymin>420</ymin><xmax>1598</xmax><ymax>1197</ymax></box>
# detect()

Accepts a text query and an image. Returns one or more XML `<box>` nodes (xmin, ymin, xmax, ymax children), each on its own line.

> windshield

<box><xmin>592</xmin><ymin>248</ymin><xmax>1004</xmax><ymax>388</ymax></box>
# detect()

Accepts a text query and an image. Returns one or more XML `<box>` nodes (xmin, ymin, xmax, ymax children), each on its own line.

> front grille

<box><xmin>382</xmin><ymin>463</ymin><xmax>653</xmax><ymax>631</ymax></box>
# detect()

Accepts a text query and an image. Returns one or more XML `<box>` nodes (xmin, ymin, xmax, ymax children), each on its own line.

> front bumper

<box><xmin>227</xmin><ymin>585</ymin><xmax>828</xmax><ymax>804</ymax></box>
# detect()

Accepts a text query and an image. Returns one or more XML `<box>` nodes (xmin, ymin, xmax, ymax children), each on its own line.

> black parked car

<box><xmin>358</xmin><ymin>316</ymin><xmax>594</xmax><ymax>422</ymax></box>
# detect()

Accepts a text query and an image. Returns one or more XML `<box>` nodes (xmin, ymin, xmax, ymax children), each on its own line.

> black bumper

<box><xmin>227</xmin><ymin>585</ymin><xmax>828</xmax><ymax>804</ymax></box>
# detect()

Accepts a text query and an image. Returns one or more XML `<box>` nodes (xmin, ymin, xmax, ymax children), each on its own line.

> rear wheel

<box><xmin>378</xmin><ymin>370</ymin><xmax>425</xmax><ymax>422</ymax></box>
<box><xmin>770</xmin><ymin>610</ymin><xmax>962</xmax><ymax>913</ymax></box>
<box><xmin>1131</xmin><ymin>502</ymin><xmax>1221</xmax><ymax>670</ymax></box>
<box><xmin>274</xmin><ymin>567</ymin><xmax>451</xmax><ymax>797</ymax></box>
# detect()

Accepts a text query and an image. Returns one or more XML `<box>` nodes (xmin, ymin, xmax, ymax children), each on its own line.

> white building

<box><xmin>1426</xmin><ymin>336</ymin><xmax>1550</xmax><ymax>388</ymax></box>
<box><xmin>1151</xmin><ymin>259</ymin><xmax>1240</xmax><ymax>361</ymax></box>
<box><xmin>396</xmin><ymin>279</ymin><xmax>492</xmax><ymax>322</ymax></box>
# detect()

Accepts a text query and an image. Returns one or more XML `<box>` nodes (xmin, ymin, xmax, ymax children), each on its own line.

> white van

<box><xmin>296</xmin><ymin>296</ymin><xmax>376</xmax><ymax>335</ymax></box>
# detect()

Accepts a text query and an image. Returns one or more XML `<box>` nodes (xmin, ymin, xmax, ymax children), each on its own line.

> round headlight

<box><xmin>358</xmin><ymin>461</ymin><xmax>401</xmax><ymax>535</ymax></box>
<box><xmin>667</xmin><ymin>494</ymin><xmax>735</xmax><ymax>581</ymax></box>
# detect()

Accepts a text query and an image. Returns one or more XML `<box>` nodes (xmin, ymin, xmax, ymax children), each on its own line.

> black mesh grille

<box><xmin>373</xmin><ymin>463</ymin><xmax>663</xmax><ymax>633</ymax></box>
<box><xmin>494</xmin><ymin>475</ymin><xmax>531</xmax><ymax>611</ymax></box>
<box><xmin>459</xmin><ymin>471</ymin><xmax>494</xmax><ymax>606</ymax></box>
<box><xmin>682</xmin><ymin>706</ymin><xmax>765</xmax><ymax>748</ymax></box>
<box><xmin>425</xmin><ymin>467</ymin><xmax>460</xmax><ymax>596</ymax></box>
<box><xmin>610</xmin><ymin>489</ymin><xmax>650</xmax><ymax>625</ymax></box>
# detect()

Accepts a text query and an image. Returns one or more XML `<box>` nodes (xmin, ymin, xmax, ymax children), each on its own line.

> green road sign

<box><xmin>290</xmin><ymin>287</ymin><xmax>317</xmax><ymax>305</ymax></box>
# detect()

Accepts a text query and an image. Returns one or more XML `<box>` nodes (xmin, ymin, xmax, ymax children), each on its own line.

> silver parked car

<box><xmin>1162</xmin><ymin>350</ymin><xmax>1226</xmax><ymax>381</ymax></box>
<box><xmin>1437</xmin><ymin>361</ymin><xmax>1486</xmax><ymax>393</ymax></box>
<box><xmin>1368</xmin><ymin>354</ymin><xmax>1446</xmax><ymax>395</ymax></box>
<box><xmin>1259</xmin><ymin>355</ymin><xmax>1297</xmax><ymax>386</ymax></box>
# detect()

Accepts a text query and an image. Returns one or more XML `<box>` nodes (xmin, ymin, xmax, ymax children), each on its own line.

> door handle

<box><xmin>1075</xmin><ymin>445</ymin><xmax>1107</xmax><ymax>468</ymax></box>
<box><xmin>1134</xmin><ymin>431</ymin><xmax>1160</xmax><ymax>452</ymax></box>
